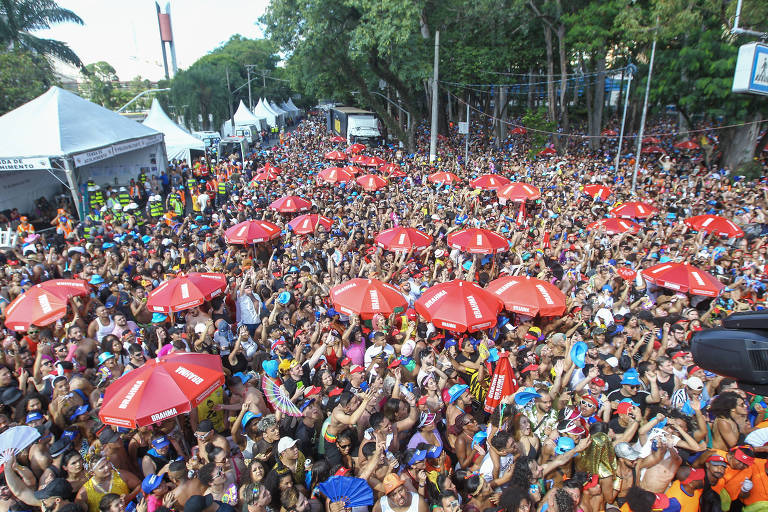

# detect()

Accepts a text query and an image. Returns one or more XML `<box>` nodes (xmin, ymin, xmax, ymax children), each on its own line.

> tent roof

<box><xmin>143</xmin><ymin>99</ymin><xmax>204</xmax><ymax>158</ymax></box>
<box><xmin>0</xmin><ymin>86</ymin><xmax>160</xmax><ymax>159</ymax></box>
<box><xmin>286</xmin><ymin>98</ymin><xmax>301</xmax><ymax>112</ymax></box>
<box><xmin>233</xmin><ymin>100</ymin><xmax>262</xmax><ymax>125</ymax></box>
<box><xmin>260</xmin><ymin>98</ymin><xmax>281</xmax><ymax>117</ymax></box>
<box><xmin>280</xmin><ymin>101</ymin><xmax>298</xmax><ymax>114</ymax></box>
<box><xmin>269</xmin><ymin>100</ymin><xmax>288</xmax><ymax>115</ymax></box>
<box><xmin>254</xmin><ymin>98</ymin><xmax>276</xmax><ymax>120</ymax></box>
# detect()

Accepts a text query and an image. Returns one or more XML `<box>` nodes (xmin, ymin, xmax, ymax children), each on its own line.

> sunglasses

<box><xmin>580</xmin><ymin>400</ymin><xmax>596</xmax><ymax>408</ymax></box>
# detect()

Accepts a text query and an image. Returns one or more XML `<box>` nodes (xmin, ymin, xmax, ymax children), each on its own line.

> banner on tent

<box><xmin>73</xmin><ymin>134</ymin><xmax>164</xmax><ymax>168</ymax></box>
<box><xmin>0</xmin><ymin>157</ymin><xmax>51</xmax><ymax>172</ymax></box>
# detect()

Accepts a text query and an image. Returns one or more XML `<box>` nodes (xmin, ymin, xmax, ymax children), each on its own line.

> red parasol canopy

<box><xmin>484</xmin><ymin>352</ymin><xmax>519</xmax><ymax>413</ymax></box>
<box><xmin>146</xmin><ymin>272</ymin><xmax>227</xmax><ymax>313</ymax></box>
<box><xmin>269</xmin><ymin>196</ymin><xmax>312</xmax><ymax>213</ymax></box>
<box><xmin>642</xmin><ymin>145</ymin><xmax>664</xmax><ymax>154</ymax></box>
<box><xmin>601</xmin><ymin>129</ymin><xmax>618</xmax><ymax>136</ymax></box>
<box><xmin>318</xmin><ymin>167</ymin><xmax>354</xmax><ymax>184</ymax></box>
<box><xmin>374</xmin><ymin>226</ymin><xmax>433</xmax><ymax>252</ymax></box>
<box><xmin>642</xmin><ymin>263</ymin><xmax>724</xmax><ymax>297</ymax></box>
<box><xmin>252</xmin><ymin>170</ymin><xmax>278</xmax><ymax>182</ymax></box>
<box><xmin>288</xmin><ymin>214</ymin><xmax>333</xmax><ymax>235</ymax></box>
<box><xmin>642</xmin><ymin>136</ymin><xmax>661</xmax><ymax>144</ymax></box>
<box><xmin>616</xmin><ymin>267</ymin><xmax>637</xmax><ymax>280</ymax></box>
<box><xmin>510</xmin><ymin>126</ymin><xmax>527</xmax><ymax>135</ymax></box>
<box><xmin>427</xmin><ymin>172</ymin><xmax>460</xmax><ymax>185</ymax></box>
<box><xmin>224</xmin><ymin>220</ymin><xmax>281</xmax><ymax>244</ymax></box>
<box><xmin>342</xmin><ymin>165</ymin><xmax>362</xmax><ymax>175</ymax></box>
<box><xmin>415</xmin><ymin>280</ymin><xmax>503</xmax><ymax>332</ymax></box>
<box><xmin>324</xmin><ymin>150</ymin><xmax>347</xmax><ymax>161</ymax></box>
<box><xmin>447</xmin><ymin>228</ymin><xmax>509</xmax><ymax>254</ymax></box>
<box><xmin>674</xmin><ymin>140</ymin><xmax>700</xmax><ymax>150</ymax></box>
<box><xmin>4</xmin><ymin>279</ymin><xmax>89</xmax><ymax>331</ymax></box>
<box><xmin>486</xmin><ymin>275</ymin><xmax>566</xmax><ymax>317</ymax></box>
<box><xmin>330</xmin><ymin>278</ymin><xmax>407</xmax><ymax>318</ymax></box>
<box><xmin>583</xmin><ymin>184</ymin><xmax>612</xmax><ymax>201</ymax></box>
<box><xmin>539</xmin><ymin>147</ymin><xmax>557</xmax><ymax>156</ymax></box>
<box><xmin>356</xmin><ymin>174</ymin><xmax>388</xmax><ymax>192</ymax></box>
<box><xmin>497</xmin><ymin>182</ymin><xmax>541</xmax><ymax>201</ymax></box>
<box><xmin>469</xmin><ymin>174</ymin><xmax>511</xmax><ymax>191</ymax></box>
<box><xmin>348</xmin><ymin>154</ymin><xmax>368</xmax><ymax>164</ymax></box>
<box><xmin>256</xmin><ymin>162</ymin><xmax>281</xmax><ymax>175</ymax></box>
<box><xmin>330</xmin><ymin>135</ymin><xmax>346</xmax><ymax>143</ymax></box>
<box><xmin>345</xmin><ymin>143</ymin><xmax>366</xmax><ymax>154</ymax></box>
<box><xmin>684</xmin><ymin>215</ymin><xmax>744</xmax><ymax>238</ymax></box>
<box><xmin>99</xmin><ymin>352</ymin><xmax>224</xmax><ymax>428</ymax></box>
<box><xmin>586</xmin><ymin>218</ymin><xmax>641</xmax><ymax>235</ymax></box>
<box><xmin>610</xmin><ymin>201</ymin><xmax>658</xmax><ymax>219</ymax></box>
<box><xmin>379</xmin><ymin>163</ymin><xmax>403</xmax><ymax>175</ymax></box>
<box><xmin>363</xmin><ymin>156</ymin><xmax>387</xmax><ymax>167</ymax></box>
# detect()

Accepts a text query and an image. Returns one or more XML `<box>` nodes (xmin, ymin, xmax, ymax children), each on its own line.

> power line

<box><xmin>440</xmin><ymin>66</ymin><xmax>630</xmax><ymax>88</ymax></box>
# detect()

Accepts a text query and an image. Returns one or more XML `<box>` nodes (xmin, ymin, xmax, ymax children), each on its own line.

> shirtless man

<box><xmin>62</xmin><ymin>325</ymin><xmax>98</xmax><ymax>370</ymax></box>
<box><xmin>166</xmin><ymin>460</ymin><xmax>206</xmax><ymax>508</ymax></box>
<box><xmin>192</xmin><ymin>420</ymin><xmax>230</xmax><ymax>464</ymax></box>
<box><xmin>638</xmin><ymin>438</ymin><xmax>682</xmax><ymax>493</ymax></box>
<box><xmin>184</xmin><ymin>307</ymin><xmax>213</xmax><ymax>337</ymax></box>
<box><xmin>325</xmin><ymin>389</ymin><xmax>374</xmax><ymax>465</ymax></box>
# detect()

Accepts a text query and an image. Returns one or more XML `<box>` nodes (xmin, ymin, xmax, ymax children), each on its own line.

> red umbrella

<box><xmin>510</xmin><ymin>126</ymin><xmax>527</xmax><ymax>135</ymax></box>
<box><xmin>5</xmin><ymin>279</ymin><xmax>89</xmax><ymax>331</ymax></box>
<box><xmin>616</xmin><ymin>267</ymin><xmax>637</xmax><ymax>280</ymax></box>
<box><xmin>318</xmin><ymin>167</ymin><xmax>354</xmax><ymax>184</ymax></box>
<box><xmin>269</xmin><ymin>196</ymin><xmax>312</xmax><ymax>213</ymax></box>
<box><xmin>375</xmin><ymin>227</ymin><xmax>433</xmax><ymax>252</ymax></box>
<box><xmin>345</xmin><ymin>143</ymin><xmax>366</xmax><ymax>154</ymax></box>
<box><xmin>469</xmin><ymin>174</ymin><xmax>511</xmax><ymax>191</ymax></box>
<box><xmin>256</xmin><ymin>162</ymin><xmax>281</xmax><ymax>175</ymax></box>
<box><xmin>684</xmin><ymin>215</ymin><xmax>744</xmax><ymax>238</ymax></box>
<box><xmin>601</xmin><ymin>129</ymin><xmax>618</xmax><ymax>136</ymax></box>
<box><xmin>610</xmin><ymin>201</ymin><xmax>658</xmax><ymax>219</ymax></box>
<box><xmin>324</xmin><ymin>150</ymin><xmax>347</xmax><ymax>161</ymax></box>
<box><xmin>363</xmin><ymin>156</ymin><xmax>386</xmax><ymax>167</ymax></box>
<box><xmin>642</xmin><ymin>263</ymin><xmax>724</xmax><ymax>297</ymax></box>
<box><xmin>342</xmin><ymin>165</ymin><xmax>362</xmax><ymax>175</ymax></box>
<box><xmin>642</xmin><ymin>136</ymin><xmax>661</xmax><ymax>144</ymax></box>
<box><xmin>428</xmin><ymin>172</ymin><xmax>460</xmax><ymax>185</ymax></box>
<box><xmin>381</xmin><ymin>164</ymin><xmax>406</xmax><ymax>178</ymax></box>
<box><xmin>484</xmin><ymin>352</ymin><xmax>519</xmax><ymax>413</ymax></box>
<box><xmin>330</xmin><ymin>135</ymin><xmax>346</xmax><ymax>143</ymax></box>
<box><xmin>586</xmin><ymin>218</ymin><xmax>641</xmax><ymax>235</ymax></box>
<box><xmin>99</xmin><ymin>352</ymin><xmax>224</xmax><ymax>428</ymax></box>
<box><xmin>225</xmin><ymin>220</ymin><xmax>281</xmax><ymax>244</ymax></box>
<box><xmin>674</xmin><ymin>140</ymin><xmax>700</xmax><ymax>150</ymax></box>
<box><xmin>356</xmin><ymin>174</ymin><xmax>388</xmax><ymax>192</ymax></box>
<box><xmin>288</xmin><ymin>214</ymin><xmax>333</xmax><ymax>235</ymax></box>
<box><xmin>642</xmin><ymin>145</ymin><xmax>664</xmax><ymax>154</ymax></box>
<box><xmin>583</xmin><ymin>184</ymin><xmax>612</xmax><ymax>200</ymax></box>
<box><xmin>415</xmin><ymin>280</ymin><xmax>503</xmax><ymax>332</ymax></box>
<box><xmin>252</xmin><ymin>170</ymin><xmax>278</xmax><ymax>182</ymax></box>
<box><xmin>146</xmin><ymin>272</ymin><xmax>227</xmax><ymax>313</ymax></box>
<box><xmin>497</xmin><ymin>182</ymin><xmax>541</xmax><ymax>201</ymax></box>
<box><xmin>447</xmin><ymin>228</ymin><xmax>509</xmax><ymax>254</ymax></box>
<box><xmin>486</xmin><ymin>276</ymin><xmax>566</xmax><ymax>317</ymax></box>
<box><xmin>539</xmin><ymin>147</ymin><xmax>557</xmax><ymax>156</ymax></box>
<box><xmin>348</xmin><ymin>154</ymin><xmax>368</xmax><ymax>164</ymax></box>
<box><xmin>330</xmin><ymin>278</ymin><xmax>407</xmax><ymax>318</ymax></box>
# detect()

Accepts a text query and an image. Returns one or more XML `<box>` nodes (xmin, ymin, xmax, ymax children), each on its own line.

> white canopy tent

<box><xmin>279</xmin><ymin>100</ymin><xmax>299</xmax><ymax>119</ymax></box>
<box><xmin>222</xmin><ymin>101</ymin><xmax>267</xmax><ymax>136</ymax></box>
<box><xmin>268</xmin><ymin>100</ymin><xmax>289</xmax><ymax>121</ymax></box>
<box><xmin>253</xmin><ymin>98</ymin><xmax>279</xmax><ymax>128</ymax></box>
<box><xmin>143</xmin><ymin>99</ymin><xmax>205</xmax><ymax>164</ymax></box>
<box><xmin>285</xmin><ymin>98</ymin><xmax>302</xmax><ymax>117</ymax></box>
<box><xmin>0</xmin><ymin>86</ymin><xmax>165</xmax><ymax>218</ymax></box>
<box><xmin>264</xmin><ymin>99</ymin><xmax>286</xmax><ymax>126</ymax></box>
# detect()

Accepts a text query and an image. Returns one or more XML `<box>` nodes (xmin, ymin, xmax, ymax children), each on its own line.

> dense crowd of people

<box><xmin>0</xmin><ymin>110</ymin><xmax>767</xmax><ymax>512</ymax></box>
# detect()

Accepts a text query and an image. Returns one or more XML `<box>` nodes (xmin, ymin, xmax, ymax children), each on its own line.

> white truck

<box><xmin>327</xmin><ymin>106</ymin><xmax>383</xmax><ymax>146</ymax></box>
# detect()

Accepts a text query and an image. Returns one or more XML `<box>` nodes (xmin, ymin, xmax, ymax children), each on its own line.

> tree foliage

<box><xmin>0</xmin><ymin>49</ymin><xmax>56</xmax><ymax>115</ymax></box>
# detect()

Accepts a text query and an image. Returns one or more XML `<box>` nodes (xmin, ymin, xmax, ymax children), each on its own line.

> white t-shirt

<box><xmin>478</xmin><ymin>452</ymin><xmax>514</xmax><ymax>483</ymax></box>
<box><xmin>364</xmin><ymin>344</ymin><xmax>395</xmax><ymax>367</ymax></box>
<box><xmin>197</xmin><ymin>192</ymin><xmax>210</xmax><ymax>210</ymax></box>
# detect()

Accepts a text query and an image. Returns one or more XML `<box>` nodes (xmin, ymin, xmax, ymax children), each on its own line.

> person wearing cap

<box><xmin>293</xmin><ymin>394</ymin><xmax>323</xmax><ymax>456</ymax></box>
<box><xmin>670</xmin><ymin>376</ymin><xmax>707</xmax><ymax>415</ymax></box>
<box><xmin>141</xmin><ymin>435</ymin><xmax>179</xmax><ymax>477</ymax></box>
<box><xmin>609</xmin><ymin>400</ymin><xmax>644</xmax><ymax>443</ymax></box>
<box><xmin>446</xmin><ymin>383</ymin><xmax>472</xmax><ymax>428</ymax></box>
<box><xmin>607</xmin><ymin>369</ymin><xmax>660</xmax><ymax>416</ymax></box>
<box><xmin>141</xmin><ymin>473</ymin><xmax>172</xmax><ymax>512</ymax></box>
<box><xmin>613</xmin><ymin>442</ymin><xmax>644</xmax><ymax>505</ymax></box>
<box><xmin>665</xmin><ymin>466</ymin><xmax>706</xmax><ymax>512</ymax></box>
<box><xmin>271</xmin><ymin>436</ymin><xmax>306</xmax><ymax>486</ymax></box>
<box><xmin>372</xmin><ymin>473</ymin><xmax>428</xmax><ymax>512</ymax></box>
<box><xmin>193</xmin><ymin>420</ymin><xmax>231</xmax><ymax>465</ymax></box>
<box><xmin>5</xmin><ymin>454</ymin><xmax>74</xmax><ymax>512</ymax></box>
<box><xmin>523</xmin><ymin>388</ymin><xmax>559</xmax><ymax>442</ymax></box>
<box><xmin>708</xmin><ymin>445</ymin><xmax>756</xmax><ymax>504</ymax></box>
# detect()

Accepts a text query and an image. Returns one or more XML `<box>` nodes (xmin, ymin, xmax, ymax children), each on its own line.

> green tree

<box><xmin>80</xmin><ymin>61</ymin><xmax>120</xmax><ymax>108</ymax></box>
<box><xmin>0</xmin><ymin>0</ymin><xmax>84</xmax><ymax>67</ymax></box>
<box><xmin>0</xmin><ymin>49</ymin><xmax>56</xmax><ymax>114</ymax></box>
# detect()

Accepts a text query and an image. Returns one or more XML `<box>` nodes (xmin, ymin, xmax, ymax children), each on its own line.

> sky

<box><xmin>35</xmin><ymin>0</ymin><xmax>271</xmax><ymax>82</ymax></box>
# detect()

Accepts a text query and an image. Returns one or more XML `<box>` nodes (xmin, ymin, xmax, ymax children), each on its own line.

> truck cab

<box><xmin>218</xmin><ymin>136</ymin><xmax>250</xmax><ymax>162</ymax></box>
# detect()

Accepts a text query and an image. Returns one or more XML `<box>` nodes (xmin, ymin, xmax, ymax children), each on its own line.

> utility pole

<box><xmin>614</xmin><ymin>66</ymin><xmax>633</xmax><ymax>173</ymax></box>
<box><xmin>429</xmin><ymin>30</ymin><xmax>440</xmax><ymax>164</ymax></box>
<box><xmin>226</xmin><ymin>67</ymin><xmax>235</xmax><ymax>133</ymax></box>
<box><xmin>245</xmin><ymin>65</ymin><xmax>257</xmax><ymax>110</ymax></box>
<box><xmin>465</xmin><ymin>93</ymin><xmax>470</xmax><ymax>164</ymax></box>
<box><xmin>632</xmin><ymin>19</ymin><xmax>659</xmax><ymax>194</ymax></box>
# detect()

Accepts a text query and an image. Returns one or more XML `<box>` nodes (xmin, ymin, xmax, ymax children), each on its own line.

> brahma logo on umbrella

<box><xmin>369</xmin><ymin>290</ymin><xmax>380</xmax><ymax>310</ymax></box>
<box><xmin>424</xmin><ymin>290</ymin><xmax>447</xmax><ymax>309</ymax></box>
<box><xmin>466</xmin><ymin>295</ymin><xmax>482</xmax><ymax>319</ymax></box>
<box><xmin>151</xmin><ymin>408</ymin><xmax>178</xmax><ymax>422</ymax></box>
<box><xmin>119</xmin><ymin>380</ymin><xmax>144</xmax><ymax>409</ymax></box>
<box><xmin>492</xmin><ymin>280</ymin><xmax>518</xmax><ymax>295</ymax></box>
<box><xmin>37</xmin><ymin>295</ymin><xmax>52</xmax><ymax>314</ymax></box>
<box><xmin>333</xmin><ymin>282</ymin><xmax>357</xmax><ymax>296</ymax></box>
<box><xmin>175</xmin><ymin>366</ymin><xmax>204</xmax><ymax>385</ymax></box>
<box><xmin>535</xmin><ymin>285</ymin><xmax>555</xmax><ymax>305</ymax></box>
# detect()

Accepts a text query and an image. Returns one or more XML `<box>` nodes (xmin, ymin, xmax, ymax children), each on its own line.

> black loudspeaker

<box><xmin>691</xmin><ymin>312</ymin><xmax>768</xmax><ymax>394</ymax></box>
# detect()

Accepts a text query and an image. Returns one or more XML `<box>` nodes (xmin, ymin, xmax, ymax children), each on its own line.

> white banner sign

<box><xmin>73</xmin><ymin>134</ymin><xmax>164</xmax><ymax>168</ymax></box>
<box><xmin>0</xmin><ymin>157</ymin><xmax>51</xmax><ymax>171</ymax></box>
<box><xmin>458</xmin><ymin>122</ymin><xmax>469</xmax><ymax>134</ymax></box>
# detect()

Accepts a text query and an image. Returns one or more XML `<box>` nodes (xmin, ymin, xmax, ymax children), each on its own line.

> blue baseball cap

<box><xmin>152</xmin><ymin>436</ymin><xmax>170</xmax><ymax>449</ymax></box>
<box><xmin>555</xmin><ymin>437</ymin><xmax>576</xmax><ymax>455</ymax></box>
<box><xmin>471</xmin><ymin>431</ymin><xmax>488</xmax><ymax>449</ymax></box>
<box><xmin>448</xmin><ymin>384</ymin><xmax>469</xmax><ymax>404</ymax></box>
<box><xmin>25</xmin><ymin>412</ymin><xmax>44</xmax><ymax>424</ymax></box>
<box><xmin>241</xmin><ymin>411</ymin><xmax>262</xmax><ymax>430</ymax></box>
<box><xmin>407</xmin><ymin>448</ymin><xmax>428</xmax><ymax>466</ymax></box>
<box><xmin>426</xmin><ymin>445</ymin><xmax>443</xmax><ymax>458</ymax></box>
<box><xmin>151</xmin><ymin>312</ymin><xmax>168</xmax><ymax>323</ymax></box>
<box><xmin>68</xmin><ymin>404</ymin><xmax>90</xmax><ymax>422</ymax></box>
<box><xmin>233</xmin><ymin>372</ymin><xmax>252</xmax><ymax>385</ymax></box>
<box><xmin>97</xmin><ymin>352</ymin><xmax>115</xmax><ymax>366</ymax></box>
<box><xmin>89</xmin><ymin>275</ymin><xmax>104</xmax><ymax>285</ymax></box>
<box><xmin>621</xmin><ymin>370</ymin><xmax>641</xmax><ymax>386</ymax></box>
<box><xmin>444</xmin><ymin>338</ymin><xmax>457</xmax><ymax>349</ymax></box>
<box><xmin>141</xmin><ymin>235</ymin><xmax>152</xmax><ymax>244</ymax></box>
<box><xmin>141</xmin><ymin>474</ymin><xmax>164</xmax><ymax>494</ymax></box>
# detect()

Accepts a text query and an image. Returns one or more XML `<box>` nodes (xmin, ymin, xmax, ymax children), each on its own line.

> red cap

<box><xmin>349</xmin><ymin>365</ymin><xmax>364</xmax><ymax>374</ymax></box>
<box><xmin>706</xmin><ymin>454</ymin><xmax>727</xmax><ymax>466</ymax></box>
<box><xmin>732</xmin><ymin>446</ymin><xmax>755</xmax><ymax>466</ymax></box>
<box><xmin>334</xmin><ymin>467</ymin><xmax>351</xmax><ymax>476</ymax></box>
<box><xmin>615</xmin><ymin>402</ymin><xmax>636</xmax><ymax>415</ymax></box>
<box><xmin>270</xmin><ymin>339</ymin><xmax>286</xmax><ymax>351</ymax></box>
<box><xmin>387</xmin><ymin>359</ymin><xmax>402</xmax><ymax>369</ymax></box>
<box><xmin>581</xmin><ymin>395</ymin><xmax>599</xmax><ymax>408</ymax></box>
<box><xmin>328</xmin><ymin>387</ymin><xmax>343</xmax><ymax>397</ymax></box>
<box><xmin>688</xmin><ymin>365</ymin><xmax>702</xmax><ymax>375</ymax></box>
<box><xmin>340</xmin><ymin>357</ymin><xmax>352</xmax><ymax>367</ymax></box>
<box><xmin>406</xmin><ymin>308</ymin><xmax>418</xmax><ymax>321</ymax></box>
<box><xmin>592</xmin><ymin>377</ymin><xmax>606</xmax><ymax>387</ymax></box>
<box><xmin>521</xmin><ymin>364</ymin><xmax>540</xmax><ymax>374</ymax></box>
<box><xmin>652</xmin><ymin>494</ymin><xmax>670</xmax><ymax>511</ymax></box>
<box><xmin>681</xmin><ymin>468</ymin><xmax>706</xmax><ymax>485</ymax></box>
<box><xmin>304</xmin><ymin>386</ymin><xmax>322</xmax><ymax>398</ymax></box>
<box><xmin>672</xmin><ymin>351</ymin><xmax>688</xmax><ymax>360</ymax></box>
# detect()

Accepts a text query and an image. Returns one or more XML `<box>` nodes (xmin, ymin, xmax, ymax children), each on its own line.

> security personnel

<box><xmin>111</xmin><ymin>203</ymin><xmax>124</xmax><ymax>225</ymax></box>
<box><xmin>83</xmin><ymin>209</ymin><xmax>101</xmax><ymax>239</ymax></box>
<box><xmin>16</xmin><ymin>216</ymin><xmax>34</xmax><ymax>236</ymax></box>
<box><xmin>117</xmin><ymin>186</ymin><xmax>131</xmax><ymax>207</ymax></box>
<box><xmin>129</xmin><ymin>179</ymin><xmax>143</xmax><ymax>203</ymax></box>
<box><xmin>146</xmin><ymin>195</ymin><xmax>164</xmax><ymax>221</ymax></box>
<box><xmin>124</xmin><ymin>203</ymin><xmax>146</xmax><ymax>227</ymax></box>
<box><xmin>216</xmin><ymin>178</ymin><xmax>228</xmax><ymax>207</ymax></box>
<box><xmin>138</xmin><ymin>170</ymin><xmax>148</xmax><ymax>187</ymax></box>
<box><xmin>51</xmin><ymin>208</ymin><xmax>74</xmax><ymax>237</ymax></box>
<box><xmin>168</xmin><ymin>190</ymin><xmax>184</xmax><ymax>218</ymax></box>
<box><xmin>187</xmin><ymin>174</ymin><xmax>198</xmax><ymax>192</ymax></box>
<box><xmin>87</xmin><ymin>180</ymin><xmax>105</xmax><ymax>209</ymax></box>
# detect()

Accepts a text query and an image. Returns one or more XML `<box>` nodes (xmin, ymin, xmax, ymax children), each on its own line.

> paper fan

<box><xmin>317</xmin><ymin>476</ymin><xmax>374</xmax><ymax>507</ymax></box>
<box><xmin>260</xmin><ymin>375</ymin><xmax>303</xmax><ymax>417</ymax></box>
<box><xmin>0</xmin><ymin>426</ymin><xmax>40</xmax><ymax>465</ymax></box>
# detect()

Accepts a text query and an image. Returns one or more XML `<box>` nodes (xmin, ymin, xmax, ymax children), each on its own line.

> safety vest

<box><xmin>129</xmin><ymin>185</ymin><xmax>141</xmax><ymax>198</ymax></box>
<box><xmin>56</xmin><ymin>216</ymin><xmax>73</xmax><ymax>236</ymax></box>
<box><xmin>217</xmin><ymin>182</ymin><xmax>227</xmax><ymax>197</ymax></box>
<box><xmin>90</xmin><ymin>189</ymin><xmax>104</xmax><ymax>207</ymax></box>
<box><xmin>83</xmin><ymin>213</ymin><xmax>100</xmax><ymax>238</ymax></box>
<box><xmin>169</xmin><ymin>195</ymin><xmax>183</xmax><ymax>216</ymax></box>
<box><xmin>665</xmin><ymin>480</ymin><xmax>701</xmax><ymax>512</ymax></box>
<box><xmin>149</xmin><ymin>200</ymin><xmax>163</xmax><ymax>218</ymax></box>
<box><xmin>117</xmin><ymin>192</ymin><xmax>130</xmax><ymax>206</ymax></box>
<box><xmin>111</xmin><ymin>211</ymin><xmax>123</xmax><ymax>224</ymax></box>
<box><xmin>17</xmin><ymin>223</ymin><xmax>34</xmax><ymax>235</ymax></box>
<box><xmin>187</xmin><ymin>177</ymin><xmax>197</xmax><ymax>190</ymax></box>
<box><xmin>138</xmin><ymin>173</ymin><xmax>147</xmax><ymax>184</ymax></box>
<box><xmin>132</xmin><ymin>212</ymin><xmax>146</xmax><ymax>226</ymax></box>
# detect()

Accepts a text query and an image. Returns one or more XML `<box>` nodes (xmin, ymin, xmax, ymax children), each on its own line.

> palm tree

<box><xmin>0</xmin><ymin>0</ymin><xmax>84</xmax><ymax>67</ymax></box>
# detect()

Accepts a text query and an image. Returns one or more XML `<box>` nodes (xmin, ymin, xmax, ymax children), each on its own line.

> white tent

<box><xmin>269</xmin><ymin>100</ymin><xmax>289</xmax><ymax>120</ymax></box>
<box><xmin>0</xmin><ymin>86</ymin><xmax>165</xmax><ymax>218</ymax></box>
<box><xmin>222</xmin><ymin>101</ymin><xmax>267</xmax><ymax>137</ymax></box>
<box><xmin>253</xmin><ymin>98</ymin><xmax>279</xmax><ymax>128</ymax></box>
<box><xmin>285</xmin><ymin>98</ymin><xmax>302</xmax><ymax>116</ymax></box>
<box><xmin>279</xmin><ymin>100</ymin><xmax>299</xmax><ymax>119</ymax></box>
<box><xmin>143</xmin><ymin>99</ymin><xmax>205</xmax><ymax>164</ymax></box>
